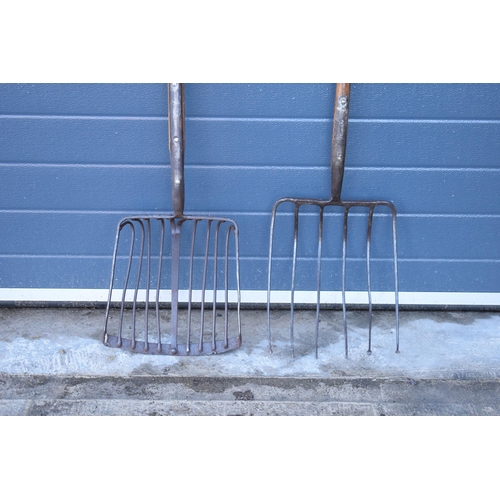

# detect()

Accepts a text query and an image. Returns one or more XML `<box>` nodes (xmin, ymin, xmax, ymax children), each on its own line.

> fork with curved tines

<box><xmin>103</xmin><ymin>83</ymin><xmax>242</xmax><ymax>356</ymax></box>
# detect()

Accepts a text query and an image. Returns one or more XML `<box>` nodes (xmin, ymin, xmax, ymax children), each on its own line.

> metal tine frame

<box><xmin>103</xmin><ymin>215</ymin><xmax>242</xmax><ymax>356</ymax></box>
<box><xmin>266</xmin><ymin>83</ymin><xmax>399</xmax><ymax>358</ymax></box>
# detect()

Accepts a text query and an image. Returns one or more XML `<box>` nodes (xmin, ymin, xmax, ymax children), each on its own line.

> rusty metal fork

<box><xmin>103</xmin><ymin>84</ymin><xmax>242</xmax><ymax>356</ymax></box>
<box><xmin>267</xmin><ymin>83</ymin><xmax>399</xmax><ymax>358</ymax></box>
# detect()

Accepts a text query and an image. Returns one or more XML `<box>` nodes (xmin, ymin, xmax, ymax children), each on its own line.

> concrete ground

<box><xmin>1</xmin><ymin>306</ymin><xmax>499</xmax><ymax>415</ymax></box>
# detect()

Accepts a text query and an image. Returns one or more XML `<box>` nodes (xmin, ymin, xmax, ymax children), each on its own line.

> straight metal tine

<box><xmin>117</xmin><ymin>221</ymin><xmax>136</xmax><ymax>348</ymax></box>
<box><xmin>186</xmin><ymin>219</ymin><xmax>199</xmax><ymax>353</ymax></box>
<box><xmin>233</xmin><ymin>224</ymin><xmax>242</xmax><ymax>346</ymax></box>
<box><xmin>315</xmin><ymin>206</ymin><xmax>324</xmax><ymax>359</ymax></box>
<box><xmin>290</xmin><ymin>204</ymin><xmax>300</xmax><ymax>358</ymax></box>
<box><xmin>224</xmin><ymin>224</ymin><xmax>231</xmax><ymax>348</ymax></box>
<box><xmin>212</xmin><ymin>221</ymin><xmax>223</xmax><ymax>353</ymax></box>
<box><xmin>155</xmin><ymin>219</ymin><xmax>165</xmax><ymax>352</ymax></box>
<box><xmin>342</xmin><ymin>207</ymin><xmax>349</xmax><ymax>358</ymax></box>
<box><xmin>267</xmin><ymin>203</ymin><xmax>280</xmax><ymax>354</ymax></box>
<box><xmin>391</xmin><ymin>205</ymin><xmax>400</xmax><ymax>353</ymax></box>
<box><xmin>366</xmin><ymin>206</ymin><xmax>374</xmax><ymax>354</ymax></box>
<box><xmin>199</xmin><ymin>220</ymin><xmax>212</xmax><ymax>353</ymax></box>
<box><xmin>130</xmin><ymin>220</ymin><xmax>145</xmax><ymax>350</ymax></box>
<box><xmin>144</xmin><ymin>219</ymin><xmax>151</xmax><ymax>351</ymax></box>
<box><xmin>169</xmin><ymin>219</ymin><xmax>181</xmax><ymax>355</ymax></box>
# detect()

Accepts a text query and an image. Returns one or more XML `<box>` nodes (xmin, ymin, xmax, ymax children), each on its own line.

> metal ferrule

<box><xmin>168</xmin><ymin>83</ymin><xmax>185</xmax><ymax>217</ymax></box>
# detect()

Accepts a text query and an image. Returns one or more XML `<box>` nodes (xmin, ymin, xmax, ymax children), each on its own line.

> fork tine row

<box><xmin>267</xmin><ymin>200</ymin><xmax>399</xmax><ymax>358</ymax></box>
<box><xmin>103</xmin><ymin>216</ymin><xmax>241</xmax><ymax>355</ymax></box>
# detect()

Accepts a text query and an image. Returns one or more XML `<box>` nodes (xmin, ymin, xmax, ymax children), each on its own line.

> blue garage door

<box><xmin>0</xmin><ymin>84</ymin><xmax>499</xmax><ymax>306</ymax></box>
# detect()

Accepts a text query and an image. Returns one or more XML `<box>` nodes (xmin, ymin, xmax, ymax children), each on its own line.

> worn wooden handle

<box><xmin>330</xmin><ymin>83</ymin><xmax>351</xmax><ymax>201</ymax></box>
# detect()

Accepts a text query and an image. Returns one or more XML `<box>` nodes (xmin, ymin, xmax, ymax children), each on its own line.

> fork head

<box><xmin>267</xmin><ymin>197</ymin><xmax>399</xmax><ymax>358</ymax></box>
<box><xmin>103</xmin><ymin>214</ymin><xmax>242</xmax><ymax>356</ymax></box>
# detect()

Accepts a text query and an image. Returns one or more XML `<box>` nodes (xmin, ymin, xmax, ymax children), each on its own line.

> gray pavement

<box><xmin>1</xmin><ymin>307</ymin><xmax>499</xmax><ymax>415</ymax></box>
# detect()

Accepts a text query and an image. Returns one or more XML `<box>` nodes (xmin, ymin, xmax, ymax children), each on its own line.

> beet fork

<box><xmin>103</xmin><ymin>84</ymin><xmax>242</xmax><ymax>355</ymax></box>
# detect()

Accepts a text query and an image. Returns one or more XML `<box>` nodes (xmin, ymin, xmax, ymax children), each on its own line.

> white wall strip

<box><xmin>0</xmin><ymin>289</ymin><xmax>499</xmax><ymax>306</ymax></box>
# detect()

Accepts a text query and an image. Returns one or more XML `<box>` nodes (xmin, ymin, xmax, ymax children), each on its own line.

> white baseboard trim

<box><xmin>0</xmin><ymin>288</ymin><xmax>499</xmax><ymax>306</ymax></box>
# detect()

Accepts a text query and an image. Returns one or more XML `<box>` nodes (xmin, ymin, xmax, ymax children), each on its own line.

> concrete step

<box><xmin>2</xmin><ymin>375</ymin><xmax>500</xmax><ymax>415</ymax></box>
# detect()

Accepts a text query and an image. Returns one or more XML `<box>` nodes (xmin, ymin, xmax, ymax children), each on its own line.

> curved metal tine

<box><xmin>212</xmin><ymin>221</ymin><xmax>223</xmax><ymax>353</ymax></box>
<box><xmin>290</xmin><ymin>203</ymin><xmax>300</xmax><ymax>358</ymax></box>
<box><xmin>315</xmin><ymin>206</ymin><xmax>324</xmax><ymax>359</ymax></box>
<box><xmin>130</xmin><ymin>219</ymin><xmax>145</xmax><ymax>350</ymax></box>
<box><xmin>155</xmin><ymin>219</ymin><xmax>165</xmax><ymax>352</ymax></box>
<box><xmin>104</xmin><ymin>220</ymin><xmax>127</xmax><ymax>343</ymax></box>
<box><xmin>199</xmin><ymin>220</ymin><xmax>212</xmax><ymax>353</ymax></box>
<box><xmin>267</xmin><ymin>202</ymin><xmax>281</xmax><ymax>354</ymax></box>
<box><xmin>342</xmin><ymin>206</ymin><xmax>349</xmax><ymax>358</ymax></box>
<box><xmin>186</xmin><ymin>219</ymin><xmax>199</xmax><ymax>353</ymax></box>
<box><xmin>390</xmin><ymin>204</ymin><xmax>400</xmax><ymax>353</ymax></box>
<box><xmin>366</xmin><ymin>206</ymin><xmax>374</xmax><ymax>354</ymax></box>
<box><xmin>224</xmin><ymin>224</ymin><xmax>231</xmax><ymax>349</ymax></box>
<box><xmin>117</xmin><ymin>221</ymin><xmax>136</xmax><ymax>348</ymax></box>
<box><xmin>143</xmin><ymin>219</ymin><xmax>151</xmax><ymax>351</ymax></box>
<box><xmin>233</xmin><ymin>225</ymin><xmax>242</xmax><ymax>345</ymax></box>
